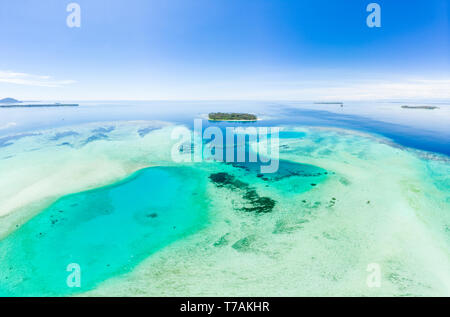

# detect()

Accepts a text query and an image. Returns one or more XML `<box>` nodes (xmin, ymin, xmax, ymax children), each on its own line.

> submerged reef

<box><xmin>231</xmin><ymin>160</ymin><xmax>327</xmax><ymax>182</ymax></box>
<box><xmin>209</xmin><ymin>172</ymin><xmax>247</xmax><ymax>189</ymax></box>
<box><xmin>92</xmin><ymin>126</ymin><xmax>115</xmax><ymax>134</ymax></box>
<box><xmin>209</xmin><ymin>172</ymin><xmax>276</xmax><ymax>213</ymax></box>
<box><xmin>0</xmin><ymin>133</ymin><xmax>41</xmax><ymax>148</ymax></box>
<box><xmin>49</xmin><ymin>131</ymin><xmax>79</xmax><ymax>141</ymax></box>
<box><xmin>137</xmin><ymin>126</ymin><xmax>159</xmax><ymax>137</ymax></box>
<box><xmin>2</xmin><ymin>122</ymin><xmax>449</xmax><ymax>297</ymax></box>
<box><xmin>83</xmin><ymin>133</ymin><xmax>108</xmax><ymax>145</ymax></box>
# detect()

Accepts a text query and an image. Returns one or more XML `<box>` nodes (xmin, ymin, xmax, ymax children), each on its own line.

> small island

<box><xmin>208</xmin><ymin>112</ymin><xmax>257</xmax><ymax>121</ymax></box>
<box><xmin>314</xmin><ymin>101</ymin><xmax>344</xmax><ymax>105</ymax></box>
<box><xmin>401</xmin><ymin>105</ymin><xmax>439</xmax><ymax>110</ymax></box>
<box><xmin>0</xmin><ymin>98</ymin><xmax>78</xmax><ymax>108</ymax></box>
<box><xmin>0</xmin><ymin>98</ymin><xmax>21</xmax><ymax>104</ymax></box>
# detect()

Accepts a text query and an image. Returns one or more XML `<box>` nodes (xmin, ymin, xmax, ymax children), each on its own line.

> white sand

<box><xmin>0</xmin><ymin>121</ymin><xmax>177</xmax><ymax>237</ymax></box>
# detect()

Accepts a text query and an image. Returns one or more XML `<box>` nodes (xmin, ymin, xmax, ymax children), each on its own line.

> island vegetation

<box><xmin>208</xmin><ymin>112</ymin><xmax>257</xmax><ymax>121</ymax></box>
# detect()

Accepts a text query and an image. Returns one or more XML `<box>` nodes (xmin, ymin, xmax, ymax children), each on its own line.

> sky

<box><xmin>0</xmin><ymin>0</ymin><xmax>449</xmax><ymax>100</ymax></box>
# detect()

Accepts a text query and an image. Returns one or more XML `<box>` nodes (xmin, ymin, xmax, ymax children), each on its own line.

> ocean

<box><xmin>0</xmin><ymin>100</ymin><xmax>448</xmax><ymax>296</ymax></box>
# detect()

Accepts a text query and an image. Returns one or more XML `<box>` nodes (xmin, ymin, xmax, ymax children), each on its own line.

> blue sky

<box><xmin>0</xmin><ymin>0</ymin><xmax>448</xmax><ymax>100</ymax></box>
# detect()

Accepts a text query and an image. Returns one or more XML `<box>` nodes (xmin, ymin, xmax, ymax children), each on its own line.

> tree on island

<box><xmin>208</xmin><ymin>112</ymin><xmax>257</xmax><ymax>121</ymax></box>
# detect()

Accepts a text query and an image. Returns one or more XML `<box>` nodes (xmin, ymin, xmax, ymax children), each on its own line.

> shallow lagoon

<box><xmin>0</xmin><ymin>166</ymin><xmax>209</xmax><ymax>296</ymax></box>
<box><xmin>0</xmin><ymin>122</ymin><xmax>329</xmax><ymax>295</ymax></box>
<box><xmin>0</xmin><ymin>101</ymin><xmax>449</xmax><ymax>296</ymax></box>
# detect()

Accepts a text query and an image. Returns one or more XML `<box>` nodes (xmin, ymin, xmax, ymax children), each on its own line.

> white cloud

<box><xmin>195</xmin><ymin>77</ymin><xmax>450</xmax><ymax>101</ymax></box>
<box><xmin>0</xmin><ymin>70</ymin><xmax>76</xmax><ymax>88</ymax></box>
<box><xmin>315</xmin><ymin>79</ymin><xmax>450</xmax><ymax>100</ymax></box>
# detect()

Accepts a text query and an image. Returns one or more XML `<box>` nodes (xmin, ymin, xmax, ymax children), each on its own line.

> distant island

<box><xmin>208</xmin><ymin>112</ymin><xmax>258</xmax><ymax>121</ymax></box>
<box><xmin>314</xmin><ymin>101</ymin><xmax>344</xmax><ymax>107</ymax></box>
<box><xmin>0</xmin><ymin>98</ymin><xmax>21</xmax><ymax>104</ymax></box>
<box><xmin>0</xmin><ymin>98</ymin><xmax>78</xmax><ymax>108</ymax></box>
<box><xmin>314</xmin><ymin>101</ymin><xmax>344</xmax><ymax>105</ymax></box>
<box><xmin>401</xmin><ymin>105</ymin><xmax>439</xmax><ymax>110</ymax></box>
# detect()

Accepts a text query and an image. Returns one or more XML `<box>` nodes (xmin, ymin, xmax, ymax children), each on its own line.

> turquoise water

<box><xmin>0</xmin><ymin>101</ymin><xmax>448</xmax><ymax>296</ymax></box>
<box><xmin>0</xmin><ymin>123</ymin><xmax>328</xmax><ymax>296</ymax></box>
<box><xmin>1</xmin><ymin>120</ymin><xmax>448</xmax><ymax>296</ymax></box>
<box><xmin>0</xmin><ymin>166</ymin><xmax>209</xmax><ymax>296</ymax></box>
<box><xmin>279</xmin><ymin>131</ymin><xmax>307</xmax><ymax>139</ymax></box>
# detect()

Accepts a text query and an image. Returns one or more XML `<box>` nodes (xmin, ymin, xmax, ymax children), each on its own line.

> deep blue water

<box><xmin>193</xmin><ymin>107</ymin><xmax>450</xmax><ymax>156</ymax></box>
<box><xmin>276</xmin><ymin>107</ymin><xmax>450</xmax><ymax>156</ymax></box>
<box><xmin>1</xmin><ymin>101</ymin><xmax>448</xmax><ymax>156</ymax></box>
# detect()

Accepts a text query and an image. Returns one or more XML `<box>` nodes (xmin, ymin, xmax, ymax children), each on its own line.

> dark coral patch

<box><xmin>209</xmin><ymin>172</ymin><xmax>248</xmax><ymax>190</ymax></box>
<box><xmin>209</xmin><ymin>172</ymin><xmax>275</xmax><ymax>213</ymax></box>
<box><xmin>50</xmin><ymin>131</ymin><xmax>79</xmax><ymax>141</ymax></box>
<box><xmin>92</xmin><ymin>126</ymin><xmax>115</xmax><ymax>134</ymax></box>
<box><xmin>138</xmin><ymin>127</ymin><xmax>159</xmax><ymax>137</ymax></box>
<box><xmin>83</xmin><ymin>133</ymin><xmax>108</xmax><ymax>145</ymax></box>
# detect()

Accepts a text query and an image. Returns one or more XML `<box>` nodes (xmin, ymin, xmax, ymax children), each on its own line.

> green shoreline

<box><xmin>208</xmin><ymin>112</ymin><xmax>258</xmax><ymax>121</ymax></box>
<box><xmin>208</xmin><ymin>119</ymin><xmax>258</xmax><ymax>122</ymax></box>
